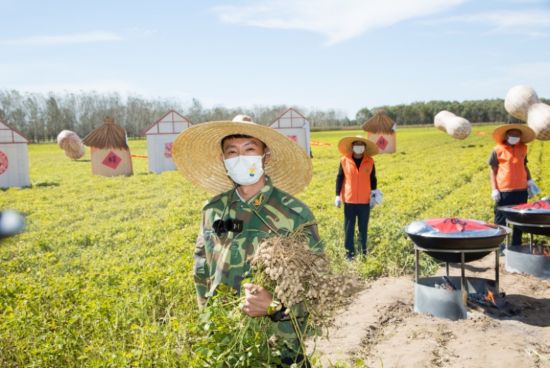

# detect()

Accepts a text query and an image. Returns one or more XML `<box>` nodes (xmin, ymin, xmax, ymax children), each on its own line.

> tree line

<box><xmin>357</xmin><ymin>98</ymin><xmax>549</xmax><ymax>127</ymax></box>
<box><xmin>0</xmin><ymin>90</ymin><xmax>546</xmax><ymax>142</ymax></box>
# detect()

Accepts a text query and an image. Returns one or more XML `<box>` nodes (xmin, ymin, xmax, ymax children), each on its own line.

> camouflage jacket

<box><xmin>194</xmin><ymin>176</ymin><xmax>323</xmax><ymax>304</ymax></box>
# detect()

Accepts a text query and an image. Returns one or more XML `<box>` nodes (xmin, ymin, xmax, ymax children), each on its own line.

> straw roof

<box><xmin>362</xmin><ymin>110</ymin><xmax>396</xmax><ymax>134</ymax></box>
<box><xmin>82</xmin><ymin>117</ymin><xmax>129</xmax><ymax>149</ymax></box>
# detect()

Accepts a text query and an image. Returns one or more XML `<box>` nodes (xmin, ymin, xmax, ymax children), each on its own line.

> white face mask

<box><xmin>223</xmin><ymin>155</ymin><xmax>264</xmax><ymax>186</ymax></box>
<box><xmin>352</xmin><ymin>145</ymin><xmax>365</xmax><ymax>154</ymax></box>
<box><xmin>507</xmin><ymin>136</ymin><xmax>520</xmax><ymax>145</ymax></box>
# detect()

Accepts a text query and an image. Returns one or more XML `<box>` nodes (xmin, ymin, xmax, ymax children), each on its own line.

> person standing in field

<box><xmin>489</xmin><ymin>124</ymin><xmax>540</xmax><ymax>246</ymax></box>
<box><xmin>335</xmin><ymin>136</ymin><xmax>381</xmax><ymax>259</ymax></box>
<box><xmin>172</xmin><ymin>115</ymin><xmax>322</xmax><ymax>366</ymax></box>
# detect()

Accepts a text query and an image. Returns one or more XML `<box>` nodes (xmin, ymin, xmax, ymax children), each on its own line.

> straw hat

<box><xmin>492</xmin><ymin>124</ymin><xmax>536</xmax><ymax>144</ymax></box>
<box><xmin>338</xmin><ymin>135</ymin><xmax>379</xmax><ymax>156</ymax></box>
<box><xmin>171</xmin><ymin>120</ymin><xmax>312</xmax><ymax>195</ymax></box>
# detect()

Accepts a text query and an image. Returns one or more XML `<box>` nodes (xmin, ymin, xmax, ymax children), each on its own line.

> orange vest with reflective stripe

<box><xmin>495</xmin><ymin>143</ymin><xmax>528</xmax><ymax>191</ymax></box>
<box><xmin>340</xmin><ymin>154</ymin><xmax>374</xmax><ymax>204</ymax></box>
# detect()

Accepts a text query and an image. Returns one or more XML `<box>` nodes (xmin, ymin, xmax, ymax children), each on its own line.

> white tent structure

<box><xmin>269</xmin><ymin>108</ymin><xmax>311</xmax><ymax>157</ymax></box>
<box><xmin>144</xmin><ymin>110</ymin><xmax>192</xmax><ymax>173</ymax></box>
<box><xmin>0</xmin><ymin>120</ymin><xmax>30</xmax><ymax>188</ymax></box>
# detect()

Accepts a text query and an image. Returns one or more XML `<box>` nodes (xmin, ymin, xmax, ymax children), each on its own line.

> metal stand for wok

<box><xmin>414</xmin><ymin>244</ymin><xmax>500</xmax><ymax>320</ymax></box>
<box><xmin>505</xmin><ymin>219</ymin><xmax>550</xmax><ymax>251</ymax></box>
<box><xmin>414</xmin><ymin>245</ymin><xmax>500</xmax><ymax>304</ymax></box>
<box><xmin>505</xmin><ymin>220</ymin><xmax>550</xmax><ymax>279</ymax></box>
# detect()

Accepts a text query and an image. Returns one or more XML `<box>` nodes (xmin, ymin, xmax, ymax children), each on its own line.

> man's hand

<box><xmin>491</xmin><ymin>189</ymin><xmax>501</xmax><ymax>202</ymax></box>
<box><xmin>527</xmin><ymin>180</ymin><xmax>541</xmax><ymax>198</ymax></box>
<box><xmin>241</xmin><ymin>283</ymin><xmax>272</xmax><ymax>317</ymax></box>
<box><xmin>370</xmin><ymin>189</ymin><xmax>383</xmax><ymax>207</ymax></box>
<box><xmin>334</xmin><ymin>195</ymin><xmax>341</xmax><ymax>208</ymax></box>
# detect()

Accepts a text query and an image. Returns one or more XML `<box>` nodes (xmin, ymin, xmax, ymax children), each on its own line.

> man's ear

<box><xmin>263</xmin><ymin>149</ymin><xmax>271</xmax><ymax>164</ymax></box>
<box><xmin>219</xmin><ymin>153</ymin><xmax>224</xmax><ymax>162</ymax></box>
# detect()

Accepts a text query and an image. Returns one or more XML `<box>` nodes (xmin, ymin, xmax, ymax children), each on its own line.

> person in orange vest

<box><xmin>335</xmin><ymin>136</ymin><xmax>381</xmax><ymax>259</ymax></box>
<box><xmin>489</xmin><ymin>124</ymin><xmax>540</xmax><ymax>246</ymax></box>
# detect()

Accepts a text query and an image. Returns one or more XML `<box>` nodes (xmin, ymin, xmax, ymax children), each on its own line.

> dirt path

<box><xmin>313</xmin><ymin>253</ymin><xmax>550</xmax><ymax>367</ymax></box>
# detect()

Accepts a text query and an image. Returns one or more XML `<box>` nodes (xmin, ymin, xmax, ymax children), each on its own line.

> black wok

<box><xmin>404</xmin><ymin>219</ymin><xmax>509</xmax><ymax>263</ymax></box>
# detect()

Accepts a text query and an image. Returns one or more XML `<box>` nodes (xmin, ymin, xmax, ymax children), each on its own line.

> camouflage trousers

<box><xmin>270</xmin><ymin>315</ymin><xmax>311</xmax><ymax>367</ymax></box>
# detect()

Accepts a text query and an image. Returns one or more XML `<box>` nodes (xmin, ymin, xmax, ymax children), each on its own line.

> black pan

<box><xmin>497</xmin><ymin>199</ymin><xmax>550</xmax><ymax>226</ymax></box>
<box><xmin>405</xmin><ymin>231</ymin><xmax>507</xmax><ymax>250</ymax></box>
<box><xmin>404</xmin><ymin>219</ymin><xmax>509</xmax><ymax>263</ymax></box>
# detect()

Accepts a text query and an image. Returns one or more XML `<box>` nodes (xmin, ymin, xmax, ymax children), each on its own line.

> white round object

<box><xmin>527</xmin><ymin>103</ymin><xmax>550</xmax><ymax>140</ymax></box>
<box><xmin>504</xmin><ymin>85</ymin><xmax>539</xmax><ymax>121</ymax></box>
<box><xmin>434</xmin><ymin>110</ymin><xmax>455</xmax><ymax>131</ymax></box>
<box><xmin>56</xmin><ymin>130</ymin><xmax>85</xmax><ymax>159</ymax></box>
<box><xmin>447</xmin><ymin>116</ymin><xmax>471</xmax><ymax>140</ymax></box>
<box><xmin>434</xmin><ymin>110</ymin><xmax>471</xmax><ymax>139</ymax></box>
<box><xmin>0</xmin><ymin>210</ymin><xmax>25</xmax><ymax>237</ymax></box>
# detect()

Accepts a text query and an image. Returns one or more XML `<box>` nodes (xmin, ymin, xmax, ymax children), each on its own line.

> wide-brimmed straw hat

<box><xmin>338</xmin><ymin>135</ymin><xmax>379</xmax><ymax>156</ymax></box>
<box><xmin>492</xmin><ymin>124</ymin><xmax>535</xmax><ymax>144</ymax></box>
<box><xmin>172</xmin><ymin>119</ymin><xmax>312</xmax><ymax>195</ymax></box>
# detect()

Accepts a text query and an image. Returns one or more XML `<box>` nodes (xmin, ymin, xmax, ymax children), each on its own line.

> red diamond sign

<box><xmin>164</xmin><ymin>142</ymin><xmax>173</xmax><ymax>158</ymax></box>
<box><xmin>102</xmin><ymin>150</ymin><xmax>122</xmax><ymax>169</ymax></box>
<box><xmin>376</xmin><ymin>135</ymin><xmax>388</xmax><ymax>151</ymax></box>
<box><xmin>0</xmin><ymin>150</ymin><xmax>8</xmax><ymax>175</ymax></box>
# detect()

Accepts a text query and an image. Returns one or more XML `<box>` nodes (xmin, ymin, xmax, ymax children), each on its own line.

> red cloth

<box><xmin>513</xmin><ymin>200</ymin><xmax>550</xmax><ymax>210</ymax></box>
<box><xmin>425</xmin><ymin>218</ymin><xmax>490</xmax><ymax>233</ymax></box>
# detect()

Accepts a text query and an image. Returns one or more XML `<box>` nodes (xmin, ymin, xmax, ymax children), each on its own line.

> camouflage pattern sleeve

<box><xmin>304</xmin><ymin>221</ymin><xmax>323</xmax><ymax>253</ymax></box>
<box><xmin>194</xmin><ymin>218</ymin><xmax>210</xmax><ymax>308</ymax></box>
<box><xmin>283</xmin><ymin>193</ymin><xmax>324</xmax><ymax>254</ymax></box>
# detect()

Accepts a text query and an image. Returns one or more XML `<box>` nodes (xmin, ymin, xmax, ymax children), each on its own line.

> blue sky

<box><xmin>1</xmin><ymin>0</ymin><xmax>549</xmax><ymax>117</ymax></box>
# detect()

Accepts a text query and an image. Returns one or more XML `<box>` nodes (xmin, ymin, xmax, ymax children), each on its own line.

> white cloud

<box><xmin>0</xmin><ymin>31</ymin><xmax>123</xmax><ymax>47</ymax></box>
<box><xmin>212</xmin><ymin>0</ymin><xmax>466</xmax><ymax>45</ymax></box>
<box><xmin>429</xmin><ymin>10</ymin><xmax>550</xmax><ymax>37</ymax></box>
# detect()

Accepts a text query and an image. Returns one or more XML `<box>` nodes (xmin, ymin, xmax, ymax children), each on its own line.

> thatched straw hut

<box><xmin>361</xmin><ymin>110</ymin><xmax>396</xmax><ymax>154</ymax></box>
<box><xmin>83</xmin><ymin>117</ymin><xmax>133</xmax><ymax>177</ymax></box>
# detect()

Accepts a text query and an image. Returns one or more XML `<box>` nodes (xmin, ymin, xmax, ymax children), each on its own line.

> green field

<box><xmin>1</xmin><ymin>125</ymin><xmax>548</xmax><ymax>366</ymax></box>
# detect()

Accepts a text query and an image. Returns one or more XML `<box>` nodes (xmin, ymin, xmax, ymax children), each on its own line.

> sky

<box><xmin>1</xmin><ymin>0</ymin><xmax>549</xmax><ymax>118</ymax></box>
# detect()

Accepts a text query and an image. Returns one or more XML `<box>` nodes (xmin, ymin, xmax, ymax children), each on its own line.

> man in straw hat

<box><xmin>172</xmin><ymin>114</ymin><xmax>322</xmax><ymax>366</ymax></box>
<box><xmin>489</xmin><ymin>124</ymin><xmax>540</xmax><ymax>246</ymax></box>
<box><xmin>335</xmin><ymin>136</ymin><xmax>381</xmax><ymax>259</ymax></box>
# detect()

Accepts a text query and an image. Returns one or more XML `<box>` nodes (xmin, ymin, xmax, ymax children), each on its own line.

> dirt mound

<box><xmin>313</xmin><ymin>254</ymin><xmax>550</xmax><ymax>367</ymax></box>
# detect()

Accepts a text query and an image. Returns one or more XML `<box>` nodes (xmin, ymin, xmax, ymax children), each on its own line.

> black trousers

<box><xmin>344</xmin><ymin>203</ymin><xmax>371</xmax><ymax>258</ymax></box>
<box><xmin>494</xmin><ymin>189</ymin><xmax>528</xmax><ymax>246</ymax></box>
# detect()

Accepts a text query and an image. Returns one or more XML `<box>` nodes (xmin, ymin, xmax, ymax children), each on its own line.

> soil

<box><xmin>313</xmin><ymin>252</ymin><xmax>550</xmax><ymax>367</ymax></box>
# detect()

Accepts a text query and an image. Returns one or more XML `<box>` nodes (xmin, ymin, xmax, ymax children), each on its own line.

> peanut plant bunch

<box><xmin>251</xmin><ymin>230</ymin><xmax>362</xmax><ymax>329</ymax></box>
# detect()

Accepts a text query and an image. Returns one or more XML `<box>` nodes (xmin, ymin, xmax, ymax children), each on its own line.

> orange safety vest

<box><xmin>340</xmin><ymin>154</ymin><xmax>374</xmax><ymax>204</ymax></box>
<box><xmin>494</xmin><ymin>143</ymin><xmax>528</xmax><ymax>191</ymax></box>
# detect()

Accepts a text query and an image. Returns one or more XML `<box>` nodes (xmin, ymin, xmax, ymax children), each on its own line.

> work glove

<box><xmin>491</xmin><ymin>189</ymin><xmax>501</xmax><ymax>202</ymax></box>
<box><xmin>370</xmin><ymin>189</ymin><xmax>383</xmax><ymax>208</ymax></box>
<box><xmin>334</xmin><ymin>195</ymin><xmax>341</xmax><ymax>208</ymax></box>
<box><xmin>527</xmin><ymin>179</ymin><xmax>541</xmax><ymax>198</ymax></box>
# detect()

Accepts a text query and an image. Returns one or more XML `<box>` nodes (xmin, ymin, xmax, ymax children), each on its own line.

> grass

<box><xmin>0</xmin><ymin>125</ymin><xmax>548</xmax><ymax>366</ymax></box>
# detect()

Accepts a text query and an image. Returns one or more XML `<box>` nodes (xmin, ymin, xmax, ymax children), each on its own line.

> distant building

<box><xmin>362</xmin><ymin>110</ymin><xmax>397</xmax><ymax>154</ymax></box>
<box><xmin>0</xmin><ymin>119</ymin><xmax>30</xmax><ymax>188</ymax></box>
<box><xmin>144</xmin><ymin>110</ymin><xmax>192</xmax><ymax>173</ymax></box>
<box><xmin>82</xmin><ymin>117</ymin><xmax>133</xmax><ymax>177</ymax></box>
<box><xmin>269</xmin><ymin>108</ymin><xmax>311</xmax><ymax>157</ymax></box>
